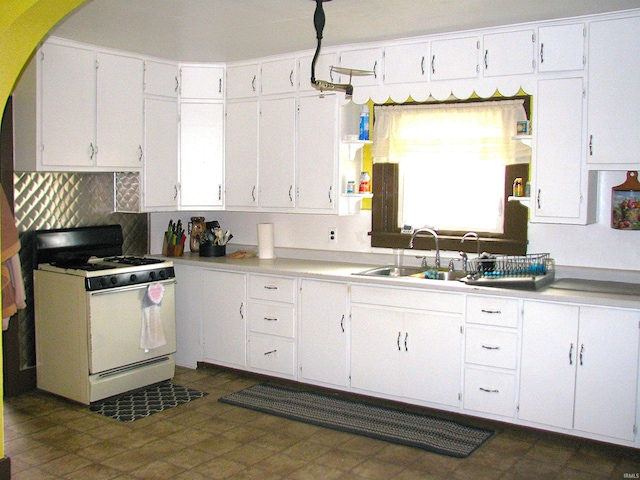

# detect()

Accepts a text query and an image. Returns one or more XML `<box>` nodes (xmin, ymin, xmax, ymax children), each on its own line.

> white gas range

<box><xmin>33</xmin><ymin>225</ymin><xmax>176</xmax><ymax>404</ymax></box>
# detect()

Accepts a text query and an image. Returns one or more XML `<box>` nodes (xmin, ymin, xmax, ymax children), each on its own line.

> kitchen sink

<box><xmin>353</xmin><ymin>265</ymin><xmax>468</xmax><ymax>281</ymax></box>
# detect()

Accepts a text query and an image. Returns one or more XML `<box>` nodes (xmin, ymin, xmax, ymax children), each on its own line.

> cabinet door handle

<box><xmin>431</xmin><ymin>54</ymin><xmax>435</xmax><ymax>75</ymax></box>
<box><xmin>484</xmin><ymin>50</ymin><xmax>489</xmax><ymax>70</ymax></box>
<box><xmin>264</xmin><ymin>285</ymin><xmax>278</xmax><ymax>290</ymax></box>
<box><xmin>537</xmin><ymin>189</ymin><xmax>542</xmax><ymax>209</ymax></box>
<box><xmin>138</xmin><ymin>145</ymin><xmax>143</xmax><ymax>162</ymax></box>
<box><xmin>251</xmin><ymin>185</ymin><xmax>256</xmax><ymax>202</ymax></box>
<box><xmin>420</xmin><ymin>56</ymin><xmax>425</xmax><ymax>76</ymax></box>
<box><xmin>481</xmin><ymin>309</ymin><xmax>502</xmax><ymax>314</ymax></box>
<box><xmin>173</xmin><ymin>185</ymin><xmax>178</xmax><ymax>200</ymax></box>
<box><xmin>373</xmin><ymin>60</ymin><xmax>378</xmax><ymax>79</ymax></box>
<box><xmin>289</xmin><ymin>70</ymin><xmax>294</xmax><ymax>87</ymax></box>
<box><xmin>89</xmin><ymin>143</ymin><xmax>95</xmax><ymax>160</ymax></box>
<box><xmin>481</xmin><ymin>344</ymin><xmax>500</xmax><ymax>350</ymax></box>
<box><xmin>404</xmin><ymin>332</ymin><xmax>409</xmax><ymax>352</ymax></box>
<box><xmin>479</xmin><ymin>387</ymin><xmax>499</xmax><ymax>393</ymax></box>
<box><xmin>397</xmin><ymin>331</ymin><xmax>401</xmax><ymax>351</ymax></box>
<box><xmin>174</xmin><ymin>76</ymin><xmax>179</xmax><ymax>93</ymax></box>
<box><xmin>328</xmin><ymin>185</ymin><xmax>333</xmax><ymax>203</ymax></box>
<box><xmin>340</xmin><ymin>314</ymin><xmax>345</xmax><ymax>333</ymax></box>
<box><xmin>569</xmin><ymin>343</ymin><xmax>574</xmax><ymax>365</ymax></box>
<box><xmin>252</xmin><ymin>75</ymin><xmax>256</xmax><ymax>92</ymax></box>
<box><xmin>239</xmin><ymin>302</ymin><xmax>244</xmax><ymax>319</ymax></box>
<box><xmin>218</xmin><ymin>78</ymin><xmax>222</xmax><ymax>94</ymax></box>
<box><xmin>579</xmin><ymin>344</ymin><xmax>585</xmax><ymax>366</ymax></box>
<box><xmin>289</xmin><ymin>185</ymin><xmax>293</xmax><ymax>202</ymax></box>
<box><xmin>589</xmin><ymin>134</ymin><xmax>593</xmax><ymax>156</ymax></box>
<box><xmin>264</xmin><ymin>349</ymin><xmax>277</xmax><ymax>356</ymax></box>
<box><xmin>540</xmin><ymin>43</ymin><xmax>545</xmax><ymax>64</ymax></box>
<box><xmin>263</xmin><ymin>317</ymin><xmax>278</xmax><ymax>322</ymax></box>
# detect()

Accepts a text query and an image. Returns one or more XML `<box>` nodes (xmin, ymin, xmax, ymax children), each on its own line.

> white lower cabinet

<box><xmin>247</xmin><ymin>275</ymin><xmax>297</xmax><ymax>378</ymax></box>
<box><xmin>173</xmin><ymin>264</ymin><xmax>202</xmax><ymax>368</ymax></box>
<box><xmin>519</xmin><ymin>301</ymin><xmax>640</xmax><ymax>442</ymax></box>
<box><xmin>299</xmin><ymin>280</ymin><xmax>349</xmax><ymax>388</ymax></box>
<box><xmin>201</xmin><ymin>270</ymin><xmax>247</xmax><ymax>368</ymax></box>
<box><xmin>350</xmin><ymin>285</ymin><xmax>463</xmax><ymax>408</ymax></box>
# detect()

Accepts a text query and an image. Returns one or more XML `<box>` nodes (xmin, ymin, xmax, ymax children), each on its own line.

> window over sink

<box><xmin>370</xmin><ymin>96</ymin><xmax>531</xmax><ymax>256</ymax></box>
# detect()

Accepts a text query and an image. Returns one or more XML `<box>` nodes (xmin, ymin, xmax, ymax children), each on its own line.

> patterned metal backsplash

<box><xmin>13</xmin><ymin>171</ymin><xmax>148</xmax><ymax>369</ymax></box>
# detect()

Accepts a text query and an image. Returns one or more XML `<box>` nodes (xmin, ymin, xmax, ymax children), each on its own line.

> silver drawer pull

<box><xmin>481</xmin><ymin>345</ymin><xmax>500</xmax><ymax>350</ymax></box>
<box><xmin>264</xmin><ymin>285</ymin><xmax>278</xmax><ymax>290</ymax></box>
<box><xmin>481</xmin><ymin>309</ymin><xmax>502</xmax><ymax>314</ymax></box>
<box><xmin>479</xmin><ymin>387</ymin><xmax>499</xmax><ymax>393</ymax></box>
<box><xmin>264</xmin><ymin>349</ymin><xmax>277</xmax><ymax>356</ymax></box>
<box><xmin>264</xmin><ymin>317</ymin><xmax>278</xmax><ymax>322</ymax></box>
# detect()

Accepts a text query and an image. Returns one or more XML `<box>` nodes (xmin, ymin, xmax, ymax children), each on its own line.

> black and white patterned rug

<box><xmin>89</xmin><ymin>381</ymin><xmax>207</xmax><ymax>422</ymax></box>
<box><xmin>219</xmin><ymin>383</ymin><xmax>493</xmax><ymax>458</ymax></box>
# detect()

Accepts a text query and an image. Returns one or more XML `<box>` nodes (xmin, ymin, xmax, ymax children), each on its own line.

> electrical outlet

<box><xmin>329</xmin><ymin>227</ymin><xmax>338</xmax><ymax>243</ymax></box>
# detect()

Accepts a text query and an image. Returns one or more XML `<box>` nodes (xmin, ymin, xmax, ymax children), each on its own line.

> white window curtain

<box><xmin>371</xmin><ymin>100</ymin><xmax>530</xmax><ymax>164</ymax></box>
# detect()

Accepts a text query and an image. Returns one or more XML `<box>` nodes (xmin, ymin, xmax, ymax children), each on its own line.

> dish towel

<box><xmin>2</xmin><ymin>189</ymin><xmax>26</xmax><ymax>330</ymax></box>
<box><xmin>140</xmin><ymin>283</ymin><xmax>167</xmax><ymax>352</ymax></box>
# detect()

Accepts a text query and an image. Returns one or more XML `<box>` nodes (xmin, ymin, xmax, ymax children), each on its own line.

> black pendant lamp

<box><xmin>310</xmin><ymin>0</ymin><xmax>354</xmax><ymax>97</ymax></box>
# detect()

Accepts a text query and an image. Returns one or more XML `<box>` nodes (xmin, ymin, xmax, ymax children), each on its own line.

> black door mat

<box><xmin>220</xmin><ymin>383</ymin><xmax>493</xmax><ymax>458</ymax></box>
<box><xmin>89</xmin><ymin>381</ymin><xmax>207</xmax><ymax>422</ymax></box>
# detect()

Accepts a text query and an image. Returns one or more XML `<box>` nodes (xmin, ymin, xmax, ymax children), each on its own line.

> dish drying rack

<box><xmin>464</xmin><ymin>253</ymin><xmax>554</xmax><ymax>290</ymax></box>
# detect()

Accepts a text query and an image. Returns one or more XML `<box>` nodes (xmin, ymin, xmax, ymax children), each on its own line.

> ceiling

<box><xmin>49</xmin><ymin>0</ymin><xmax>640</xmax><ymax>63</ymax></box>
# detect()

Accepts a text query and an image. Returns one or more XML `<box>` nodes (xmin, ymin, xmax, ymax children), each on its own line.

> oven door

<box><xmin>87</xmin><ymin>279</ymin><xmax>176</xmax><ymax>374</ymax></box>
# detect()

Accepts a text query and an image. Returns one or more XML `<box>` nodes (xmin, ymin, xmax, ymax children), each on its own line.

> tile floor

<box><xmin>4</xmin><ymin>365</ymin><xmax>640</xmax><ymax>479</ymax></box>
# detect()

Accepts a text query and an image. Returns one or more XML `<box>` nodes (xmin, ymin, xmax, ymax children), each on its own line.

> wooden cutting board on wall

<box><xmin>612</xmin><ymin>171</ymin><xmax>640</xmax><ymax>230</ymax></box>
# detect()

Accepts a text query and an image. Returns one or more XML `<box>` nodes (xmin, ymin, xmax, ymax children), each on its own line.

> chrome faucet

<box><xmin>460</xmin><ymin>232</ymin><xmax>480</xmax><ymax>273</ymax></box>
<box><xmin>408</xmin><ymin>227</ymin><xmax>440</xmax><ymax>268</ymax></box>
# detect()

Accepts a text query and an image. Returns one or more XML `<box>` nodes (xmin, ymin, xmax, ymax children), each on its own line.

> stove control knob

<box><xmin>149</xmin><ymin>271</ymin><xmax>156</xmax><ymax>281</ymax></box>
<box><xmin>110</xmin><ymin>277</ymin><xmax>117</xmax><ymax>285</ymax></box>
<box><xmin>159</xmin><ymin>270</ymin><xmax>167</xmax><ymax>279</ymax></box>
<box><xmin>100</xmin><ymin>277</ymin><xmax>108</xmax><ymax>287</ymax></box>
<box><xmin>130</xmin><ymin>274</ymin><xmax>137</xmax><ymax>283</ymax></box>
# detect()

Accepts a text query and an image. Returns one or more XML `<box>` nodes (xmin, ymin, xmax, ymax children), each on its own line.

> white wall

<box><xmin>151</xmin><ymin>170</ymin><xmax>640</xmax><ymax>276</ymax></box>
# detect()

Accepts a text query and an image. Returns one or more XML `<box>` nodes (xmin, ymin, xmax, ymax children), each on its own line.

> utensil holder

<box><xmin>199</xmin><ymin>241</ymin><xmax>225</xmax><ymax>257</ymax></box>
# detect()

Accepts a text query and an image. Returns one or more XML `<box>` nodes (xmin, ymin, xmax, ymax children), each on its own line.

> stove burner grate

<box><xmin>103</xmin><ymin>256</ymin><xmax>164</xmax><ymax>266</ymax></box>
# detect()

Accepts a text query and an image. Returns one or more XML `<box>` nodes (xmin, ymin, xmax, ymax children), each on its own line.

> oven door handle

<box><xmin>89</xmin><ymin>279</ymin><xmax>176</xmax><ymax>296</ymax></box>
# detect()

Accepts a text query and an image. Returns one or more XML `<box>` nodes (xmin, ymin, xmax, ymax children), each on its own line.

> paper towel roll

<box><xmin>257</xmin><ymin>223</ymin><xmax>276</xmax><ymax>259</ymax></box>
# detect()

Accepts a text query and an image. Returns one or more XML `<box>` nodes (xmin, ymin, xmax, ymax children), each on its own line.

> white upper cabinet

<box><xmin>225</xmin><ymin>100</ymin><xmax>259</xmax><ymax>208</ymax></box>
<box><xmin>587</xmin><ymin>15</ymin><xmax>640</xmax><ymax>165</ymax></box>
<box><xmin>338</xmin><ymin>47</ymin><xmax>383</xmax><ymax>86</ymax></box>
<box><xmin>532</xmin><ymin>77</ymin><xmax>596</xmax><ymax>224</ymax></box>
<box><xmin>180</xmin><ymin>65</ymin><xmax>224</xmax><ymax>99</ymax></box>
<box><xmin>144</xmin><ymin>60</ymin><xmax>179</xmax><ymax>97</ymax></box>
<box><xmin>297</xmin><ymin>94</ymin><xmax>337</xmax><ymax>212</ymax></box>
<box><xmin>261</xmin><ymin>58</ymin><xmax>297</xmax><ymax>95</ymax></box>
<box><xmin>430</xmin><ymin>36</ymin><xmax>480</xmax><ymax>81</ymax></box>
<box><xmin>482</xmin><ymin>29</ymin><xmax>535</xmax><ymax>76</ymax></box>
<box><xmin>537</xmin><ymin>23</ymin><xmax>585</xmax><ymax>72</ymax></box>
<box><xmin>39</xmin><ymin>42</ymin><xmax>96</xmax><ymax>169</ymax></box>
<box><xmin>96</xmin><ymin>52</ymin><xmax>144</xmax><ymax>169</ymax></box>
<box><xmin>179</xmin><ymin>102</ymin><xmax>224</xmax><ymax>209</ymax></box>
<box><xmin>299</xmin><ymin>52</ymin><xmax>336</xmax><ymax>91</ymax></box>
<box><xmin>383</xmin><ymin>42</ymin><xmax>430</xmax><ymax>84</ymax></box>
<box><xmin>226</xmin><ymin>63</ymin><xmax>260</xmax><ymax>99</ymax></box>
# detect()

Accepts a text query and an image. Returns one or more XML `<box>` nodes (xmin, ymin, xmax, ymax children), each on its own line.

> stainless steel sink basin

<box><xmin>353</xmin><ymin>265</ymin><xmax>468</xmax><ymax>281</ymax></box>
<box><xmin>353</xmin><ymin>265</ymin><xmax>426</xmax><ymax>277</ymax></box>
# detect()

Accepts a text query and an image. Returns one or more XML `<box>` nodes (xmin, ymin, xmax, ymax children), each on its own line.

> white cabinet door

<box><xmin>351</xmin><ymin>305</ymin><xmax>404</xmax><ymax>396</ymax></box>
<box><xmin>259</xmin><ymin>97</ymin><xmax>296</xmax><ymax>208</ymax></box>
<box><xmin>179</xmin><ymin>102</ymin><xmax>224</xmax><ymax>208</ymax></box>
<box><xmin>338</xmin><ymin>48</ymin><xmax>383</xmax><ymax>86</ymax></box>
<box><xmin>538</xmin><ymin>24</ymin><xmax>585</xmax><ymax>72</ymax></box>
<box><xmin>587</xmin><ymin>16</ymin><xmax>640</xmax><ymax>165</ymax></box>
<box><xmin>180</xmin><ymin>65</ymin><xmax>224</xmax><ymax>100</ymax></box>
<box><xmin>143</xmin><ymin>97</ymin><xmax>178</xmax><ymax>210</ymax></box>
<box><xmin>482</xmin><ymin>30</ymin><xmax>535</xmax><ymax>76</ymax></box>
<box><xmin>519</xmin><ymin>301</ymin><xmax>579</xmax><ymax>429</ymax></box>
<box><xmin>173</xmin><ymin>264</ymin><xmax>202</xmax><ymax>368</ymax></box>
<box><xmin>299</xmin><ymin>280</ymin><xmax>349</xmax><ymax>387</ymax></box>
<box><xmin>404</xmin><ymin>312</ymin><xmax>462</xmax><ymax>407</ymax></box>
<box><xmin>261</xmin><ymin>58</ymin><xmax>297</xmax><ymax>95</ymax></box>
<box><xmin>573</xmin><ymin>307</ymin><xmax>639</xmax><ymax>441</ymax></box>
<box><xmin>201</xmin><ymin>270</ymin><xmax>247</xmax><ymax>368</ymax></box>
<box><xmin>96</xmin><ymin>52</ymin><xmax>144</xmax><ymax>168</ymax></box>
<box><xmin>40</xmin><ymin>42</ymin><xmax>96</xmax><ymax>168</ymax></box>
<box><xmin>297</xmin><ymin>94</ymin><xmax>337</xmax><ymax>212</ymax></box>
<box><xmin>384</xmin><ymin>42</ymin><xmax>429</xmax><ymax>84</ymax></box>
<box><xmin>225</xmin><ymin>100</ymin><xmax>258</xmax><ymax>208</ymax></box>
<box><xmin>144</xmin><ymin>60</ymin><xmax>179</xmax><ymax>97</ymax></box>
<box><xmin>299</xmin><ymin>53</ymin><xmax>336</xmax><ymax>91</ymax></box>
<box><xmin>532</xmin><ymin>77</ymin><xmax>594</xmax><ymax>224</ymax></box>
<box><xmin>430</xmin><ymin>36</ymin><xmax>480</xmax><ymax>81</ymax></box>
<box><xmin>226</xmin><ymin>63</ymin><xmax>259</xmax><ymax>99</ymax></box>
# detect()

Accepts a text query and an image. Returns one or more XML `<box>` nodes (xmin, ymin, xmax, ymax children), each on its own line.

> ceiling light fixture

<box><xmin>310</xmin><ymin>0</ymin><xmax>355</xmax><ymax>98</ymax></box>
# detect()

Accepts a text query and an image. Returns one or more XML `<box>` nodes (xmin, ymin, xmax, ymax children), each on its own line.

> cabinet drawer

<box><xmin>466</xmin><ymin>295</ymin><xmax>519</xmax><ymax>327</ymax></box>
<box><xmin>350</xmin><ymin>285</ymin><xmax>463</xmax><ymax>314</ymax></box>
<box><xmin>248</xmin><ymin>335</ymin><xmax>295</xmax><ymax>376</ymax></box>
<box><xmin>248</xmin><ymin>302</ymin><xmax>295</xmax><ymax>338</ymax></box>
<box><xmin>249</xmin><ymin>275</ymin><xmax>296</xmax><ymax>303</ymax></box>
<box><xmin>465</xmin><ymin>328</ymin><xmax>517</xmax><ymax>369</ymax></box>
<box><xmin>464</xmin><ymin>367</ymin><xmax>516</xmax><ymax>417</ymax></box>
